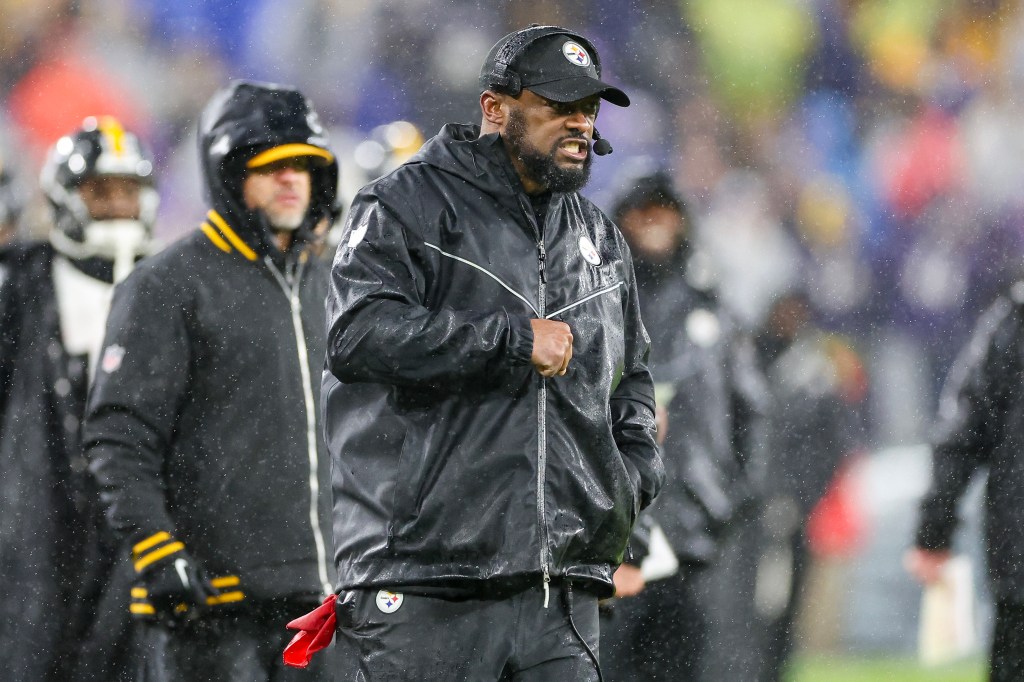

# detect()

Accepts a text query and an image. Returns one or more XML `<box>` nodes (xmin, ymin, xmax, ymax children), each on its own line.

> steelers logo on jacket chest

<box><xmin>578</xmin><ymin>234</ymin><xmax>601</xmax><ymax>266</ymax></box>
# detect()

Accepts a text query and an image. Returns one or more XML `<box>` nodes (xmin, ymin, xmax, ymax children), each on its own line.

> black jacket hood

<box><xmin>198</xmin><ymin>80</ymin><xmax>338</xmax><ymax>261</ymax></box>
<box><xmin>407</xmin><ymin>124</ymin><xmax>536</xmax><ymax>216</ymax></box>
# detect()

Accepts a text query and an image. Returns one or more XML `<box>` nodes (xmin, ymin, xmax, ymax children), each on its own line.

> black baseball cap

<box><xmin>479</xmin><ymin>28</ymin><xmax>630</xmax><ymax>107</ymax></box>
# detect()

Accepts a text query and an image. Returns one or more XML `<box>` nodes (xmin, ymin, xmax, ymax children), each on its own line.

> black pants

<box><xmin>991</xmin><ymin>600</ymin><xmax>1024</xmax><ymax>682</ymax></box>
<box><xmin>333</xmin><ymin>582</ymin><xmax>601</xmax><ymax>681</ymax></box>
<box><xmin>600</xmin><ymin>572</ymin><xmax>707</xmax><ymax>682</ymax></box>
<box><xmin>136</xmin><ymin>599</ymin><xmax>334</xmax><ymax>682</ymax></box>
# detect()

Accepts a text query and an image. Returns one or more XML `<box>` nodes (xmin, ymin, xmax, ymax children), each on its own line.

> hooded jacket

<box><xmin>323</xmin><ymin>123</ymin><xmax>663</xmax><ymax>598</ymax></box>
<box><xmin>83</xmin><ymin>81</ymin><xmax>338</xmax><ymax>602</ymax></box>
<box><xmin>916</xmin><ymin>284</ymin><xmax>1024</xmax><ymax>599</ymax></box>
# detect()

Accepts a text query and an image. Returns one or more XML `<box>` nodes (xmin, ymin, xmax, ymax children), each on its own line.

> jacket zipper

<box><xmin>537</xmin><ymin>239</ymin><xmax>551</xmax><ymax>608</ymax></box>
<box><xmin>266</xmin><ymin>256</ymin><xmax>332</xmax><ymax>596</ymax></box>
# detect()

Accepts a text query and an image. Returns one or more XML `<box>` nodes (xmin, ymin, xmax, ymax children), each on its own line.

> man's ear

<box><xmin>480</xmin><ymin>91</ymin><xmax>507</xmax><ymax>129</ymax></box>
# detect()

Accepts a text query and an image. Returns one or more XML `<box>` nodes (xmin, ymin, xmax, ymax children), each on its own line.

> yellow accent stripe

<box><xmin>201</xmin><ymin>223</ymin><xmax>232</xmax><ymax>253</ymax></box>
<box><xmin>133</xmin><ymin>541</ymin><xmax>185</xmax><ymax>572</ymax></box>
<box><xmin>131</xmin><ymin>587</ymin><xmax>148</xmax><ymax>598</ymax></box>
<box><xmin>130</xmin><ymin>603</ymin><xmax>156</xmax><ymax>615</ymax></box>
<box><xmin>246</xmin><ymin>143</ymin><xmax>334</xmax><ymax>168</ymax></box>
<box><xmin>207</xmin><ymin>591</ymin><xmax>245</xmax><ymax>605</ymax></box>
<box><xmin>210</xmin><ymin>575</ymin><xmax>240</xmax><ymax>588</ymax></box>
<box><xmin>208</xmin><ymin>210</ymin><xmax>258</xmax><ymax>261</ymax></box>
<box><xmin>132</xmin><ymin>531</ymin><xmax>172</xmax><ymax>556</ymax></box>
<box><xmin>98</xmin><ymin>116</ymin><xmax>126</xmax><ymax>153</ymax></box>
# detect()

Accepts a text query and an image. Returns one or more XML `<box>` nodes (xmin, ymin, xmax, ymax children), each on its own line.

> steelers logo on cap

<box><xmin>562</xmin><ymin>41</ymin><xmax>591</xmax><ymax>67</ymax></box>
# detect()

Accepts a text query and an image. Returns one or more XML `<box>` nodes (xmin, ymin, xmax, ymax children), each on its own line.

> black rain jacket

<box><xmin>323</xmin><ymin>123</ymin><xmax>664</xmax><ymax>598</ymax></box>
<box><xmin>916</xmin><ymin>284</ymin><xmax>1024</xmax><ymax>599</ymax></box>
<box><xmin>0</xmin><ymin>242</ymin><xmax>124</xmax><ymax>681</ymax></box>
<box><xmin>83</xmin><ymin>81</ymin><xmax>337</xmax><ymax>601</ymax></box>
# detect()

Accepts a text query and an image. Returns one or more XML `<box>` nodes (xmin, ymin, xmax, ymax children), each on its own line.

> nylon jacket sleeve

<box><xmin>326</xmin><ymin>188</ymin><xmax>534</xmax><ymax>388</ymax></box>
<box><xmin>916</xmin><ymin>297</ymin><xmax>1016</xmax><ymax>551</ymax></box>
<box><xmin>610</xmin><ymin>256</ymin><xmax>664</xmax><ymax>512</ymax></box>
<box><xmin>82</xmin><ymin>269</ymin><xmax>191</xmax><ymax>542</ymax></box>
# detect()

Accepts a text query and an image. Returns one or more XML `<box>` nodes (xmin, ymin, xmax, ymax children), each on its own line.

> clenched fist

<box><xmin>530</xmin><ymin>319</ymin><xmax>573</xmax><ymax>377</ymax></box>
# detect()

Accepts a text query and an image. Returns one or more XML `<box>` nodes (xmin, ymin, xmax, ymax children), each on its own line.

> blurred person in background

<box><xmin>599</xmin><ymin>169</ymin><xmax>767</xmax><ymax>681</ymax></box>
<box><xmin>0</xmin><ymin>156</ymin><xmax>22</xmax><ymax>247</ymax></box>
<box><xmin>82</xmin><ymin>81</ymin><xmax>338</xmax><ymax>682</ymax></box>
<box><xmin>906</xmin><ymin>278</ymin><xmax>1024</xmax><ymax>682</ymax></box>
<box><xmin>0</xmin><ymin>116</ymin><xmax>158</xmax><ymax>682</ymax></box>
<box><xmin>317</xmin><ymin>24</ymin><xmax>662</xmax><ymax>681</ymax></box>
<box><xmin>753</xmin><ymin>289</ymin><xmax>866</xmax><ymax>681</ymax></box>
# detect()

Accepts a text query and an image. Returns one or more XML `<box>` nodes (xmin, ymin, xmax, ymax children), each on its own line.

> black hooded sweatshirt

<box><xmin>83</xmin><ymin>82</ymin><xmax>338</xmax><ymax>600</ymax></box>
<box><xmin>323</xmin><ymin>123</ymin><xmax>664</xmax><ymax>599</ymax></box>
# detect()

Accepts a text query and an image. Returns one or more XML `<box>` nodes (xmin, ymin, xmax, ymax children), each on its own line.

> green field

<box><xmin>789</xmin><ymin>655</ymin><xmax>984</xmax><ymax>681</ymax></box>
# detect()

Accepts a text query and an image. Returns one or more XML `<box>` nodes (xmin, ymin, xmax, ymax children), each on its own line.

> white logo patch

<box><xmin>209</xmin><ymin>134</ymin><xmax>231</xmax><ymax>158</ymax></box>
<box><xmin>375</xmin><ymin>590</ymin><xmax>404</xmax><ymax>614</ymax></box>
<box><xmin>562</xmin><ymin>41</ymin><xmax>591</xmax><ymax>67</ymax></box>
<box><xmin>578</xmin><ymin>234</ymin><xmax>601</xmax><ymax>266</ymax></box>
<box><xmin>101</xmin><ymin>344</ymin><xmax>126</xmax><ymax>373</ymax></box>
<box><xmin>347</xmin><ymin>222</ymin><xmax>368</xmax><ymax>248</ymax></box>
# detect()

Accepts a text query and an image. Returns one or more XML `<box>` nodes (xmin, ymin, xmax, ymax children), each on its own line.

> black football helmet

<box><xmin>40</xmin><ymin>116</ymin><xmax>158</xmax><ymax>277</ymax></box>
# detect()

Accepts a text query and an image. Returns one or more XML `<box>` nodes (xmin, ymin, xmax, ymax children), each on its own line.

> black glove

<box><xmin>130</xmin><ymin>532</ymin><xmax>214</xmax><ymax>621</ymax></box>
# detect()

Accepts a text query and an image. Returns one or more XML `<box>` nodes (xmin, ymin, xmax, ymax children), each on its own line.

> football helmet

<box><xmin>41</xmin><ymin>116</ymin><xmax>158</xmax><ymax>280</ymax></box>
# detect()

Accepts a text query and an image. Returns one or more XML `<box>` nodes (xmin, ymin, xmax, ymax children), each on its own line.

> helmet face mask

<box><xmin>41</xmin><ymin>116</ymin><xmax>158</xmax><ymax>276</ymax></box>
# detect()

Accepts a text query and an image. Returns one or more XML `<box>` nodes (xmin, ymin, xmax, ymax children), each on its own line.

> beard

<box><xmin>504</xmin><ymin>108</ymin><xmax>592</xmax><ymax>193</ymax></box>
<box><xmin>263</xmin><ymin>200</ymin><xmax>309</xmax><ymax>232</ymax></box>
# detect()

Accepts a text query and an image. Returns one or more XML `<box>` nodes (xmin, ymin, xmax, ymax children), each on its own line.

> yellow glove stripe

<box><xmin>131</xmin><ymin>587</ymin><xmax>148</xmax><ymax>598</ymax></box>
<box><xmin>133</xmin><ymin>541</ymin><xmax>185</xmax><ymax>572</ymax></box>
<box><xmin>210</xmin><ymin>575</ymin><xmax>240</xmax><ymax>588</ymax></box>
<box><xmin>207</xmin><ymin>591</ymin><xmax>245</xmax><ymax>605</ymax></box>
<box><xmin>130</xmin><ymin>603</ymin><xmax>155</xmax><ymax>615</ymax></box>
<box><xmin>132</xmin><ymin>531</ymin><xmax>172</xmax><ymax>557</ymax></box>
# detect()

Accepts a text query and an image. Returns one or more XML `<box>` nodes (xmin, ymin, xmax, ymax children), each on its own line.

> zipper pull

<box><xmin>538</xmin><ymin>241</ymin><xmax>547</xmax><ymax>284</ymax></box>
<box><xmin>542</xmin><ymin>567</ymin><xmax>551</xmax><ymax>609</ymax></box>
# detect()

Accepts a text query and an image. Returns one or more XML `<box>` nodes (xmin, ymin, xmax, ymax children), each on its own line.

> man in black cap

<box><xmin>83</xmin><ymin>81</ymin><xmax>338</xmax><ymax>681</ymax></box>
<box><xmin>321</xmin><ymin>24</ymin><xmax>662</xmax><ymax>681</ymax></box>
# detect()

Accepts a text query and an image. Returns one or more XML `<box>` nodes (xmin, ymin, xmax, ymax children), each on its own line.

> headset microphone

<box><xmin>593</xmin><ymin>129</ymin><xmax>613</xmax><ymax>156</ymax></box>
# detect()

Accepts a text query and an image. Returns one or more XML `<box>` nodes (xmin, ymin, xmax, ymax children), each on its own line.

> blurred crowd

<box><xmin>2</xmin><ymin>0</ymin><xmax>1021</xmax><ymax>446</ymax></box>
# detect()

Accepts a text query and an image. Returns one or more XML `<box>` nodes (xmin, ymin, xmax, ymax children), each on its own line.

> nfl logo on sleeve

<box><xmin>101</xmin><ymin>344</ymin><xmax>126</xmax><ymax>373</ymax></box>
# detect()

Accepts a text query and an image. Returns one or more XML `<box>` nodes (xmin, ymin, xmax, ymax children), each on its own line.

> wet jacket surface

<box><xmin>0</xmin><ymin>242</ymin><xmax>90</xmax><ymax>680</ymax></box>
<box><xmin>83</xmin><ymin>82</ymin><xmax>336</xmax><ymax>602</ymax></box>
<box><xmin>916</xmin><ymin>285</ymin><xmax>1024</xmax><ymax>599</ymax></box>
<box><xmin>0</xmin><ymin>242</ymin><xmax>141</xmax><ymax>681</ymax></box>
<box><xmin>324</xmin><ymin>123</ymin><xmax>663</xmax><ymax>597</ymax></box>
